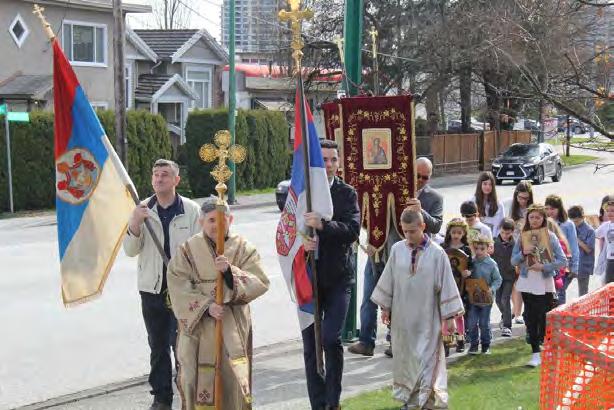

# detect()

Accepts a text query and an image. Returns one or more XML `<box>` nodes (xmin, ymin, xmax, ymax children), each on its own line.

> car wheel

<box><xmin>574</xmin><ymin>126</ymin><xmax>582</xmax><ymax>134</ymax></box>
<box><xmin>533</xmin><ymin>166</ymin><xmax>544</xmax><ymax>185</ymax></box>
<box><xmin>552</xmin><ymin>164</ymin><xmax>562</xmax><ymax>182</ymax></box>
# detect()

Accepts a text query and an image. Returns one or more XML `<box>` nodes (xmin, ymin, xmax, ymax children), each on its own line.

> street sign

<box><xmin>7</xmin><ymin>112</ymin><xmax>30</xmax><ymax>122</ymax></box>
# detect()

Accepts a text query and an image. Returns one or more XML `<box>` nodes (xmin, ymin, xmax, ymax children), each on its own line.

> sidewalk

<box><xmin>16</xmin><ymin>325</ymin><xmax>525</xmax><ymax>410</ymax></box>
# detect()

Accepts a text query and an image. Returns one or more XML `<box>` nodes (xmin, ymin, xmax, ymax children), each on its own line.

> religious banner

<box><xmin>322</xmin><ymin>96</ymin><xmax>416</xmax><ymax>253</ymax></box>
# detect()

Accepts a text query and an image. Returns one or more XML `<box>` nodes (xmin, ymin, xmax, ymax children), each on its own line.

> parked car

<box><xmin>491</xmin><ymin>143</ymin><xmax>563</xmax><ymax>185</ymax></box>
<box><xmin>276</xmin><ymin>180</ymin><xmax>290</xmax><ymax>211</ymax></box>
<box><xmin>556</xmin><ymin>116</ymin><xmax>589</xmax><ymax>134</ymax></box>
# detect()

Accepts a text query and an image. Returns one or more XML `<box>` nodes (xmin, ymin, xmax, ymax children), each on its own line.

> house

<box><xmin>0</xmin><ymin>0</ymin><xmax>150</xmax><ymax>112</ymax></box>
<box><xmin>129</xmin><ymin>29</ymin><xmax>228</xmax><ymax>146</ymax></box>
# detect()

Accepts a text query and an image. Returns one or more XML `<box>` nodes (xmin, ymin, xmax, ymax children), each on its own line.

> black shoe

<box><xmin>148</xmin><ymin>401</ymin><xmax>171</xmax><ymax>410</ymax></box>
<box><xmin>384</xmin><ymin>346</ymin><xmax>393</xmax><ymax>358</ymax></box>
<box><xmin>482</xmin><ymin>345</ymin><xmax>491</xmax><ymax>355</ymax></box>
<box><xmin>456</xmin><ymin>340</ymin><xmax>465</xmax><ymax>353</ymax></box>
<box><xmin>468</xmin><ymin>345</ymin><xmax>480</xmax><ymax>355</ymax></box>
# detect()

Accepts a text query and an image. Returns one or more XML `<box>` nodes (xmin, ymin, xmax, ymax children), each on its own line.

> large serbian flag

<box><xmin>53</xmin><ymin>40</ymin><xmax>135</xmax><ymax>306</ymax></box>
<box><xmin>276</xmin><ymin>90</ymin><xmax>333</xmax><ymax>330</ymax></box>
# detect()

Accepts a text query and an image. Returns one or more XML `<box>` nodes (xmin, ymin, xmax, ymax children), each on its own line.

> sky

<box><xmin>127</xmin><ymin>0</ymin><xmax>223</xmax><ymax>41</ymax></box>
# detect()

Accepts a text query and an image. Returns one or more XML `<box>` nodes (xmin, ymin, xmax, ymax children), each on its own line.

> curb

<box><xmin>15</xmin><ymin>325</ymin><xmax>526</xmax><ymax>410</ymax></box>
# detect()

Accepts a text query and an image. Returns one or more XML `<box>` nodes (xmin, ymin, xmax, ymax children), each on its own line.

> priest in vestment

<box><xmin>167</xmin><ymin>198</ymin><xmax>270</xmax><ymax>409</ymax></box>
<box><xmin>371</xmin><ymin>209</ymin><xmax>464</xmax><ymax>409</ymax></box>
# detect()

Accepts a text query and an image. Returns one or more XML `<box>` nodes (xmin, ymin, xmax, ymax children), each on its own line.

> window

<box><xmin>9</xmin><ymin>14</ymin><xmax>29</xmax><ymax>48</ymax></box>
<box><xmin>186</xmin><ymin>67</ymin><xmax>212</xmax><ymax>110</ymax></box>
<box><xmin>62</xmin><ymin>21</ymin><xmax>106</xmax><ymax>66</ymax></box>
<box><xmin>125</xmin><ymin>64</ymin><xmax>132</xmax><ymax>109</ymax></box>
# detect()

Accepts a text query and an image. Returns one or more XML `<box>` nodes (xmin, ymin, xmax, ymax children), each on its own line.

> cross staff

<box><xmin>199</xmin><ymin>129</ymin><xmax>246</xmax><ymax>410</ymax></box>
<box><xmin>32</xmin><ymin>4</ymin><xmax>56</xmax><ymax>41</ymax></box>
<box><xmin>369</xmin><ymin>26</ymin><xmax>379</xmax><ymax>95</ymax></box>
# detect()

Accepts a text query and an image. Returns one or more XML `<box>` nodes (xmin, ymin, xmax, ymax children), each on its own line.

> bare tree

<box><xmin>153</xmin><ymin>0</ymin><xmax>191</xmax><ymax>30</ymax></box>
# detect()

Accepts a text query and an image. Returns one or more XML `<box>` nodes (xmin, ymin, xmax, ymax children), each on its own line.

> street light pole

<box><xmin>227</xmin><ymin>0</ymin><xmax>237</xmax><ymax>204</ymax></box>
<box><xmin>342</xmin><ymin>0</ymin><xmax>363</xmax><ymax>342</ymax></box>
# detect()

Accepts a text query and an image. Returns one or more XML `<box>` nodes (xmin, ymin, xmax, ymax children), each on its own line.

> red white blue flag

<box><xmin>53</xmin><ymin>40</ymin><xmax>135</xmax><ymax>306</ymax></box>
<box><xmin>276</xmin><ymin>90</ymin><xmax>333</xmax><ymax>330</ymax></box>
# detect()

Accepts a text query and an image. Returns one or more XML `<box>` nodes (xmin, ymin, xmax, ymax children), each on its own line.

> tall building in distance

<box><xmin>221</xmin><ymin>0</ymin><xmax>281</xmax><ymax>63</ymax></box>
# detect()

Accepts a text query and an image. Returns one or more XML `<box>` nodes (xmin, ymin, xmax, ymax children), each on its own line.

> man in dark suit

<box><xmin>408</xmin><ymin>157</ymin><xmax>444</xmax><ymax>235</ymax></box>
<box><xmin>348</xmin><ymin>157</ymin><xmax>444</xmax><ymax>358</ymax></box>
<box><xmin>303</xmin><ymin>140</ymin><xmax>360</xmax><ymax>410</ymax></box>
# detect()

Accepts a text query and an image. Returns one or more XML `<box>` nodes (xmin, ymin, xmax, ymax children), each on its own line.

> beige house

<box><xmin>0</xmin><ymin>0</ymin><xmax>149</xmax><ymax>111</ymax></box>
<box><xmin>128</xmin><ymin>29</ymin><xmax>228</xmax><ymax>146</ymax></box>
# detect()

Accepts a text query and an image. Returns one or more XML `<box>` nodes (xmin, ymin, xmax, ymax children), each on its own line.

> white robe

<box><xmin>371</xmin><ymin>239</ymin><xmax>464</xmax><ymax>409</ymax></box>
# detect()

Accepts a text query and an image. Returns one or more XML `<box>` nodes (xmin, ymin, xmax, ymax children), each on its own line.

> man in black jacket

<box><xmin>303</xmin><ymin>140</ymin><xmax>360</xmax><ymax>410</ymax></box>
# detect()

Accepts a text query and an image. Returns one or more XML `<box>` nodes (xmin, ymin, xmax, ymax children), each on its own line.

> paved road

<box><xmin>3</xmin><ymin>153</ymin><xmax>613</xmax><ymax>409</ymax></box>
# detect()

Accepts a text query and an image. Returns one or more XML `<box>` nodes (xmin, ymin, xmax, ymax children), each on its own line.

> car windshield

<box><xmin>503</xmin><ymin>145</ymin><xmax>539</xmax><ymax>157</ymax></box>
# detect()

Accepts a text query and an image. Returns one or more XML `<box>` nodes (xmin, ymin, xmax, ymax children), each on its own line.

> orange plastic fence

<box><xmin>540</xmin><ymin>283</ymin><xmax>614</xmax><ymax>409</ymax></box>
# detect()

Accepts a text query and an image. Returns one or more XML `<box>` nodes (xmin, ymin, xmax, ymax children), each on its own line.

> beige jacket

<box><xmin>123</xmin><ymin>194</ymin><xmax>201</xmax><ymax>294</ymax></box>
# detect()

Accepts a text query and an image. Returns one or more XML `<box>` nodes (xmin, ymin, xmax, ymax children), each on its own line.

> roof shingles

<box><xmin>133</xmin><ymin>30</ymin><xmax>198</xmax><ymax>59</ymax></box>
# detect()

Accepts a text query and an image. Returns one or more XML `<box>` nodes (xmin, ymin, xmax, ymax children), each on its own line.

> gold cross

<box><xmin>278</xmin><ymin>0</ymin><xmax>313</xmax><ymax>72</ymax></box>
<box><xmin>199</xmin><ymin>130</ymin><xmax>246</xmax><ymax>201</ymax></box>
<box><xmin>32</xmin><ymin>4</ymin><xmax>56</xmax><ymax>41</ymax></box>
<box><xmin>369</xmin><ymin>26</ymin><xmax>378</xmax><ymax>57</ymax></box>
<box><xmin>334</xmin><ymin>35</ymin><xmax>345</xmax><ymax>64</ymax></box>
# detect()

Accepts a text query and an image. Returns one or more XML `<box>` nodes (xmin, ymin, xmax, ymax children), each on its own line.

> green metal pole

<box><xmin>342</xmin><ymin>0</ymin><xmax>363</xmax><ymax>342</ymax></box>
<box><xmin>227</xmin><ymin>0</ymin><xmax>237</xmax><ymax>204</ymax></box>
<box><xmin>343</xmin><ymin>0</ymin><xmax>363</xmax><ymax>97</ymax></box>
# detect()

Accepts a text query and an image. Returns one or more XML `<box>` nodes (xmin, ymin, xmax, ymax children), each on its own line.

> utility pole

<box><xmin>369</xmin><ymin>26</ymin><xmax>379</xmax><ymax>95</ymax></box>
<box><xmin>112</xmin><ymin>0</ymin><xmax>128</xmax><ymax>167</ymax></box>
<box><xmin>342</xmin><ymin>0</ymin><xmax>363</xmax><ymax>342</ymax></box>
<box><xmin>227</xmin><ymin>0</ymin><xmax>237</xmax><ymax>204</ymax></box>
<box><xmin>1</xmin><ymin>101</ymin><xmax>14</xmax><ymax>213</ymax></box>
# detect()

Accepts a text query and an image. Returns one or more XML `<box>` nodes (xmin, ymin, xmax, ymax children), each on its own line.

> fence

<box><xmin>540</xmin><ymin>283</ymin><xmax>613</xmax><ymax>409</ymax></box>
<box><xmin>421</xmin><ymin>130</ymin><xmax>533</xmax><ymax>175</ymax></box>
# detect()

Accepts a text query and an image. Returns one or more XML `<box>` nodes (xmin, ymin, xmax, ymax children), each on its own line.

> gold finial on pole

<box><xmin>199</xmin><ymin>130</ymin><xmax>247</xmax><ymax>204</ymax></box>
<box><xmin>334</xmin><ymin>35</ymin><xmax>345</xmax><ymax>64</ymax></box>
<box><xmin>32</xmin><ymin>4</ymin><xmax>56</xmax><ymax>41</ymax></box>
<box><xmin>278</xmin><ymin>0</ymin><xmax>313</xmax><ymax>73</ymax></box>
<box><xmin>369</xmin><ymin>26</ymin><xmax>378</xmax><ymax>57</ymax></box>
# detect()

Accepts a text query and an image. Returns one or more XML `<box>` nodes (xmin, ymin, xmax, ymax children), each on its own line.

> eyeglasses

<box><xmin>417</xmin><ymin>173</ymin><xmax>430</xmax><ymax>181</ymax></box>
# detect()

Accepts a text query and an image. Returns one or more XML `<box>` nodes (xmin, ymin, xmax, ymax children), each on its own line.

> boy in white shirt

<box><xmin>595</xmin><ymin>200</ymin><xmax>614</xmax><ymax>284</ymax></box>
<box><xmin>461</xmin><ymin>201</ymin><xmax>493</xmax><ymax>253</ymax></box>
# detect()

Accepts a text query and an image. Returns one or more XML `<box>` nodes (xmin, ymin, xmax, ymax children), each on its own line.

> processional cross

<box><xmin>198</xmin><ymin>129</ymin><xmax>246</xmax><ymax>410</ymax></box>
<box><xmin>278</xmin><ymin>0</ymin><xmax>313</xmax><ymax>72</ymax></box>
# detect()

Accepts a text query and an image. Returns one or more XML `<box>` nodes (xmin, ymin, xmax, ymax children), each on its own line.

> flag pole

<box><xmin>279</xmin><ymin>1</ymin><xmax>324</xmax><ymax>378</ymax></box>
<box><xmin>33</xmin><ymin>4</ymin><xmax>168</xmax><ymax>266</ymax></box>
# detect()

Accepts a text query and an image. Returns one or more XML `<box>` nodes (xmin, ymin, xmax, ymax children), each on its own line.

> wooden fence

<box><xmin>420</xmin><ymin>130</ymin><xmax>533</xmax><ymax>175</ymax></box>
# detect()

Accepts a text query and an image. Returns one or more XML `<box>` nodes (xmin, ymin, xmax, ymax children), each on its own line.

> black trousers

<box><xmin>302</xmin><ymin>283</ymin><xmax>351</xmax><ymax>409</ymax></box>
<box><xmin>140</xmin><ymin>291</ymin><xmax>177</xmax><ymax>405</ymax></box>
<box><xmin>521</xmin><ymin>292</ymin><xmax>553</xmax><ymax>353</ymax></box>
<box><xmin>606</xmin><ymin>260</ymin><xmax>614</xmax><ymax>284</ymax></box>
<box><xmin>496</xmin><ymin>280</ymin><xmax>514</xmax><ymax>329</ymax></box>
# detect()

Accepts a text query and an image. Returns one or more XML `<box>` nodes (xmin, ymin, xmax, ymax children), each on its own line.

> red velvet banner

<box><xmin>322</xmin><ymin>95</ymin><xmax>416</xmax><ymax>252</ymax></box>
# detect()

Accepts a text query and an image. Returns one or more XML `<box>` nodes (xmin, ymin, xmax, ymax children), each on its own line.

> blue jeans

<box><xmin>140</xmin><ymin>291</ymin><xmax>177</xmax><ymax>405</ymax></box>
<box><xmin>557</xmin><ymin>275</ymin><xmax>574</xmax><ymax>305</ymax></box>
<box><xmin>467</xmin><ymin>304</ymin><xmax>492</xmax><ymax>348</ymax></box>
<box><xmin>358</xmin><ymin>259</ymin><xmax>378</xmax><ymax>348</ymax></box>
<box><xmin>302</xmin><ymin>283</ymin><xmax>351</xmax><ymax>409</ymax></box>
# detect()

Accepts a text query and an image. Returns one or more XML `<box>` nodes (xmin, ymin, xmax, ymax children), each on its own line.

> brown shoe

<box><xmin>347</xmin><ymin>341</ymin><xmax>374</xmax><ymax>356</ymax></box>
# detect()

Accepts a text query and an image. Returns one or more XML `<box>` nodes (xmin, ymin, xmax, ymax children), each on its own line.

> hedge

<box><xmin>184</xmin><ymin>109</ymin><xmax>290</xmax><ymax>197</ymax></box>
<box><xmin>0</xmin><ymin>110</ymin><xmax>172</xmax><ymax>212</ymax></box>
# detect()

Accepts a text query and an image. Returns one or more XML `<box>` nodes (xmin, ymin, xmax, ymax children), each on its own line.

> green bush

<box><xmin>0</xmin><ymin>110</ymin><xmax>172</xmax><ymax>212</ymax></box>
<box><xmin>184</xmin><ymin>109</ymin><xmax>290</xmax><ymax>197</ymax></box>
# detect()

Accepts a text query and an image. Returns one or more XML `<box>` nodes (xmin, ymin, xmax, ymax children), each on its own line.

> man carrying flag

<box><xmin>276</xmin><ymin>90</ymin><xmax>360</xmax><ymax>409</ymax></box>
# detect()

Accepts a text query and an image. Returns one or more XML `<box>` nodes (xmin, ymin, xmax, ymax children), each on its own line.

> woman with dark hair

<box><xmin>545</xmin><ymin>195</ymin><xmax>579</xmax><ymax>305</ymax></box>
<box><xmin>504</xmin><ymin>180</ymin><xmax>534</xmax><ymax>325</ymax></box>
<box><xmin>599</xmin><ymin>194</ymin><xmax>614</xmax><ymax>223</ymax></box>
<box><xmin>471</xmin><ymin>171</ymin><xmax>505</xmax><ymax>236</ymax></box>
<box><xmin>511</xmin><ymin>204</ymin><xmax>567</xmax><ymax>367</ymax></box>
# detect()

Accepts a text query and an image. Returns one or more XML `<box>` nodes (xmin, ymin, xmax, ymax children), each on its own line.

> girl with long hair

<box><xmin>511</xmin><ymin>204</ymin><xmax>567</xmax><ymax>367</ymax></box>
<box><xmin>472</xmin><ymin>171</ymin><xmax>505</xmax><ymax>237</ymax></box>
<box><xmin>545</xmin><ymin>195</ymin><xmax>579</xmax><ymax>305</ymax></box>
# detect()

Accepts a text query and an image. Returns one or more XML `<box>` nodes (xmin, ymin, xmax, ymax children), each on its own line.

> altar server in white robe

<box><xmin>372</xmin><ymin>209</ymin><xmax>464</xmax><ymax>409</ymax></box>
